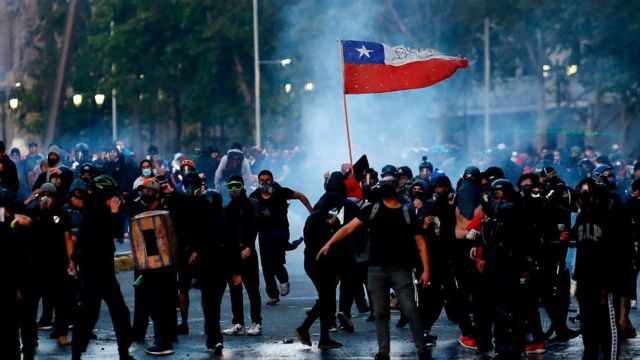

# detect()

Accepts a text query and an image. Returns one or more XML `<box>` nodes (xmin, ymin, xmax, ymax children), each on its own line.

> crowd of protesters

<box><xmin>1</xmin><ymin>138</ymin><xmax>639</xmax><ymax>360</ymax></box>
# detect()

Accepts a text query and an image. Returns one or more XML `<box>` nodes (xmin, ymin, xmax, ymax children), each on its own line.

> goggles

<box><xmin>227</xmin><ymin>181</ymin><xmax>244</xmax><ymax>191</ymax></box>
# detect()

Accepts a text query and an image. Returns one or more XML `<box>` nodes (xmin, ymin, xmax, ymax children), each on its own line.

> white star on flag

<box><xmin>356</xmin><ymin>45</ymin><xmax>373</xmax><ymax>58</ymax></box>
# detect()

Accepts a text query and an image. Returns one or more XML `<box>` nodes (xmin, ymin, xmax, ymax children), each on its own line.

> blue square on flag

<box><xmin>343</xmin><ymin>40</ymin><xmax>384</xmax><ymax>64</ymax></box>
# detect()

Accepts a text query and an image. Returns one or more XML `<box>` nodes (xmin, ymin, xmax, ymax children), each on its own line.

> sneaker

<box><xmin>221</xmin><ymin>323</ymin><xmax>245</xmax><ymax>335</ymax></box>
<box><xmin>207</xmin><ymin>342</ymin><xmax>223</xmax><ymax>355</ymax></box>
<box><xmin>318</xmin><ymin>339</ymin><xmax>342</xmax><ymax>349</ymax></box>
<box><xmin>295</xmin><ymin>327</ymin><xmax>311</xmax><ymax>346</ymax></box>
<box><xmin>247</xmin><ymin>323</ymin><xmax>262</xmax><ymax>336</ymax></box>
<box><xmin>424</xmin><ymin>332</ymin><xmax>437</xmax><ymax>347</ymax></box>
<box><xmin>144</xmin><ymin>344</ymin><xmax>174</xmax><ymax>355</ymax></box>
<box><xmin>266</xmin><ymin>298</ymin><xmax>280</xmax><ymax>306</ymax></box>
<box><xmin>459</xmin><ymin>335</ymin><xmax>478</xmax><ymax>350</ymax></box>
<box><xmin>176</xmin><ymin>323</ymin><xmax>189</xmax><ymax>335</ymax></box>
<box><xmin>328</xmin><ymin>323</ymin><xmax>338</xmax><ymax>332</ymax></box>
<box><xmin>280</xmin><ymin>282</ymin><xmax>290</xmax><ymax>296</ymax></box>
<box><xmin>525</xmin><ymin>342</ymin><xmax>546</xmax><ymax>354</ymax></box>
<box><xmin>551</xmin><ymin>328</ymin><xmax>581</xmax><ymax>343</ymax></box>
<box><xmin>337</xmin><ymin>312</ymin><xmax>355</xmax><ymax>333</ymax></box>
<box><xmin>632</xmin><ymin>299</ymin><xmax>637</xmax><ymax>309</ymax></box>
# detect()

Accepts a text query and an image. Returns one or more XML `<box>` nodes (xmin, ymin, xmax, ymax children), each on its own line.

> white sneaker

<box><xmin>631</xmin><ymin>299</ymin><xmax>637</xmax><ymax>309</ymax></box>
<box><xmin>221</xmin><ymin>323</ymin><xmax>245</xmax><ymax>335</ymax></box>
<box><xmin>246</xmin><ymin>323</ymin><xmax>262</xmax><ymax>336</ymax></box>
<box><xmin>280</xmin><ymin>282</ymin><xmax>290</xmax><ymax>296</ymax></box>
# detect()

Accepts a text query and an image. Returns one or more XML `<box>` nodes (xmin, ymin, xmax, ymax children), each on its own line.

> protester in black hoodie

<box><xmin>295</xmin><ymin>192</ymin><xmax>344</xmax><ymax>349</ymax></box>
<box><xmin>190</xmin><ymin>189</ymin><xmax>242</xmax><ymax>355</ymax></box>
<box><xmin>71</xmin><ymin>175</ymin><xmax>133</xmax><ymax>360</ymax></box>
<box><xmin>222</xmin><ymin>175</ymin><xmax>262</xmax><ymax>336</ymax></box>
<box><xmin>572</xmin><ymin>177</ymin><xmax>635</xmax><ymax>359</ymax></box>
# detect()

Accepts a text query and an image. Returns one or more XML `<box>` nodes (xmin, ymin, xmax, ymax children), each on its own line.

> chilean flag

<box><xmin>341</xmin><ymin>40</ymin><xmax>468</xmax><ymax>94</ymax></box>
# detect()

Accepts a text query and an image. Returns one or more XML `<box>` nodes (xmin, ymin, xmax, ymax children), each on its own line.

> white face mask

<box><xmin>0</xmin><ymin>207</ymin><xmax>5</xmax><ymax>223</ymax></box>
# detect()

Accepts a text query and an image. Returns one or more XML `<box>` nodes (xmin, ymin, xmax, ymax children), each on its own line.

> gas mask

<box><xmin>260</xmin><ymin>183</ymin><xmax>274</xmax><ymax>194</ymax></box>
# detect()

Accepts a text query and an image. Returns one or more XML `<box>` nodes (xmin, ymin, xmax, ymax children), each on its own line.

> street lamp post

<box><xmin>253</xmin><ymin>0</ymin><xmax>260</xmax><ymax>148</ymax></box>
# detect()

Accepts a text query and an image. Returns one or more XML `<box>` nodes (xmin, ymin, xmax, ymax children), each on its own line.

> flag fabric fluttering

<box><xmin>341</xmin><ymin>40</ymin><xmax>468</xmax><ymax>94</ymax></box>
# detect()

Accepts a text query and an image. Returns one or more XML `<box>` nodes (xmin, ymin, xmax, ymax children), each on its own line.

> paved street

<box><xmin>32</xmin><ymin>211</ymin><xmax>640</xmax><ymax>359</ymax></box>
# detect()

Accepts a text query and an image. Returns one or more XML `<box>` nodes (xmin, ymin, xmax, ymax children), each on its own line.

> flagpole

<box><xmin>338</xmin><ymin>39</ymin><xmax>355</xmax><ymax>171</ymax></box>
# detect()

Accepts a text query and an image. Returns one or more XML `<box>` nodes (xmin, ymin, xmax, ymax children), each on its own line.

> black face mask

<box><xmin>378</xmin><ymin>181</ymin><xmax>397</xmax><ymax>199</ymax></box>
<box><xmin>434</xmin><ymin>190</ymin><xmax>450</xmax><ymax>202</ymax></box>
<box><xmin>142</xmin><ymin>194</ymin><xmax>157</xmax><ymax>204</ymax></box>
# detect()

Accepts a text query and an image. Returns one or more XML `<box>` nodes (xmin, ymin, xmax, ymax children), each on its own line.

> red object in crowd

<box><xmin>344</xmin><ymin>178</ymin><xmax>362</xmax><ymax>200</ymax></box>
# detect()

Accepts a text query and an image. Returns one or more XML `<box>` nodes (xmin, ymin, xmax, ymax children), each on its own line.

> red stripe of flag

<box><xmin>344</xmin><ymin>58</ymin><xmax>468</xmax><ymax>94</ymax></box>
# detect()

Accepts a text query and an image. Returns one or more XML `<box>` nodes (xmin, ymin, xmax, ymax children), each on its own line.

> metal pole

<box><xmin>253</xmin><ymin>0</ymin><xmax>261</xmax><ymax>148</ymax></box>
<box><xmin>483</xmin><ymin>17</ymin><xmax>491</xmax><ymax>151</ymax></box>
<box><xmin>112</xmin><ymin>87</ymin><xmax>117</xmax><ymax>143</ymax></box>
<box><xmin>110</xmin><ymin>20</ymin><xmax>117</xmax><ymax>143</ymax></box>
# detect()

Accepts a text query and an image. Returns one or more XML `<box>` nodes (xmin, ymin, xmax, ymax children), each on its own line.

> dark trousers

<box><xmin>353</xmin><ymin>261</ymin><xmax>371</xmax><ymax>309</ymax></box>
<box><xmin>200</xmin><ymin>271</ymin><xmax>229</xmax><ymax>347</ymax></box>
<box><xmin>2</xmin><ymin>288</ymin><xmax>20</xmax><ymax>360</ymax></box>
<box><xmin>72</xmin><ymin>267</ymin><xmax>131</xmax><ymax>358</ymax></box>
<box><xmin>258</xmin><ymin>231</ymin><xmax>289</xmax><ymax>300</ymax></box>
<box><xmin>474</xmin><ymin>267</ymin><xmax>525</xmax><ymax>356</ymax></box>
<box><xmin>299</xmin><ymin>257</ymin><xmax>336</xmax><ymax>340</ymax></box>
<box><xmin>543</xmin><ymin>261</ymin><xmax>572</xmax><ymax>334</ymax></box>
<box><xmin>368</xmin><ymin>266</ymin><xmax>426</xmax><ymax>356</ymax></box>
<box><xmin>337</xmin><ymin>254</ymin><xmax>357</xmax><ymax>316</ymax></box>
<box><xmin>420</xmin><ymin>262</ymin><xmax>474</xmax><ymax>337</ymax></box>
<box><xmin>578</xmin><ymin>290</ymin><xmax>620</xmax><ymax>360</ymax></box>
<box><xmin>131</xmin><ymin>267</ymin><xmax>178</xmax><ymax>346</ymax></box>
<box><xmin>131</xmin><ymin>268</ymin><xmax>149</xmax><ymax>339</ymax></box>
<box><xmin>17</xmin><ymin>285</ymin><xmax>38</xmax><ymax>359</ymax></box>
<box><xmin>145</xmin><ymin>267</ymin><xmax>178</xmax><ymax>347</ymax></box>
<box><xmin>35</xmin><ymin>265</ymin><xmax>73</xmax><ymax>337</ymax></box>
<box><xmin>522</xmin><ymin>273</ymin><xmax>546</xmax><ymax>343</ymax></box>
<box><xmin>229</xmin><ymin>251</ymin><xmax>262</xmax><ymax>325</ymax></box>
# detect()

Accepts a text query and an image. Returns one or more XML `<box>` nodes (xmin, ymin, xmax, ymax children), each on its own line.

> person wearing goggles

<box><xmin>221</xmin><ymin>175</ymin><xmax>263</xmax><ymax>336</ymax></box>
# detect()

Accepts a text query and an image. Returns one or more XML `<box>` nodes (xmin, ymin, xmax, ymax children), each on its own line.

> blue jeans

<box><xmin>368</xmin><ymin>266</ymin><xmax>426</xmax><ymax>356</ymax></box>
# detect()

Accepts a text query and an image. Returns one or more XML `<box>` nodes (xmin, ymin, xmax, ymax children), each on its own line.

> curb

<box><xmin>114</xmin><ymin>252</ymin><xmax>135</xmax><ymax>273</ymax></box>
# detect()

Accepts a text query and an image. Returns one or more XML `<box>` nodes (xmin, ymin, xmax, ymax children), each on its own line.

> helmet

<box><xmin>181</xmin><ymin>159</ymin><xmax>196</xmax><ymax>170</ymax></box>
<box><xmin>491</xmin><ymin>178</ymin><xmax>515</xmax><ymax>194</ymax></box>
<box><xmin>396</xmin><ymin>166</ymin><xmax>413</xmax><ymax>179</ymax></box>
<box><xmin>380</xmin><ymin>164</ymin><xmax>397</xmax><ymax>178</ymax></box>
<box><xmin>91</xmin><ymin>175</ymin><xmax>118</xmax><ymax>191</ymax></box>
<box><xmin>592</xmin><ymin>164</ymin><xmax>616</xmax><ymax>188</ymax></box>
<box><xmin>418</xmin><ymin>156</ymin><xmax>433</xmax><ymax>171</ymax></box>
<box><xmin>141</xmin><ymin>178</ymin><xmax>161</xmax><ymax>191</ymax></box>
<box><xmin>463</xmin><ymin>166</ymin><xmax>480</xmax><ymax>179</ymax></box>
